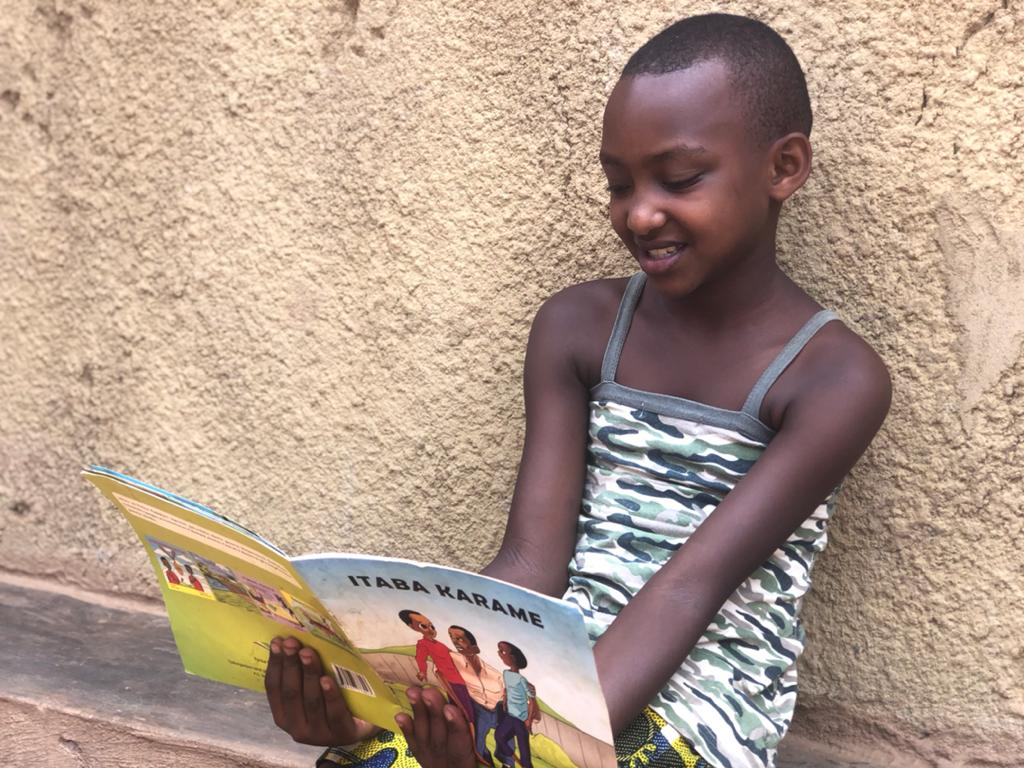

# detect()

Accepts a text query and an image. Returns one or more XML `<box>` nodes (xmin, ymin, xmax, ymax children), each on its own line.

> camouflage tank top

<box><xmin>563</xmin><ymin>273</ymin><xmax>839</xmax><ymax>768</ymax></box>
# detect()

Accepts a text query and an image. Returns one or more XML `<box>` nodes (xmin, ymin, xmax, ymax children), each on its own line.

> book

<box><xmin>84</xmin><ymin>466</ymin><xmax>615</xmax><ymax>768</ymax></box>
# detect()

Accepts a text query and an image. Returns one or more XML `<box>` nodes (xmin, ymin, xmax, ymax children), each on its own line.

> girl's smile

<box><xmin>635</xmin><ymin>241</ymin><xmax>689</xmax><ymax>274</ymax></box>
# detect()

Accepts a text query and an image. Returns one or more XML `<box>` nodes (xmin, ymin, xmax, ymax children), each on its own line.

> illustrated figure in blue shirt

<box><xmin>494</xmin><ymin>641</ymin><xmax>540</xmax><ymax>768</ymax></box>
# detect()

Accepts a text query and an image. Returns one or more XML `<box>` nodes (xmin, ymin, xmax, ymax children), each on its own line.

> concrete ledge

<box><xmin>0</xmin><ymin>573</ymin><xmax>884</xmax><ymax>768</ymax></box>
<box><xmin>0</xmin><ymin>697</ymin><xmax>311</xmax><ymax>768</ymax></box>
<box><xmin>0</xmin><ymin>573</ymin><xmax>321</xmax><ymax>767</ymax></box>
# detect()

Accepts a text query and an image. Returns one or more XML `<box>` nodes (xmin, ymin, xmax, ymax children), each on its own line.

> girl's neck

<box><xmin>649</xmin><ymin>251</ymin><xmax>796</xmax><ymax>336</ymax></box>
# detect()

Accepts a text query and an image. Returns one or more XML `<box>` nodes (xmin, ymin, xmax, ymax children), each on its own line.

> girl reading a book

<box><xmin>264</xmin><ymin>14</ymin><xmax>890</xmax><ymax>768</ymax></box>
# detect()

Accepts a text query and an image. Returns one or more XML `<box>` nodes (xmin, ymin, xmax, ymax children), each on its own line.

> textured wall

<box><xmin>2</xmin><ymin>0</ymin><xmax>1021</xmax><ymax>764</ymax></box>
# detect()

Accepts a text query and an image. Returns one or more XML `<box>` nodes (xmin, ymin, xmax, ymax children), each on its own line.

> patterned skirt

<box><xmin>316</xmin><ymin>707</ymin><xmax>711</xmax><ymax>768</ymax></box>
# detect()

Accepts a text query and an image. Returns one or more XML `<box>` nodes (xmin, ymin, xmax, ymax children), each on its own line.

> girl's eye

<box><xmin>664</xmin><ymin>174</ymin><xmax>702</xmax><ymax>192</ymax></box>
<box><xmin>605</xmin><ymin>182</ymin><xmax>631</xmax><ymax>197</ymax></box>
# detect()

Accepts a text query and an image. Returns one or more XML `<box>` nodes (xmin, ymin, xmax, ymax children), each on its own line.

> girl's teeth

<box><xmin>648</xmin><ymin>246</ymin><xmax>679</xmax><ymax>258</ymax></box>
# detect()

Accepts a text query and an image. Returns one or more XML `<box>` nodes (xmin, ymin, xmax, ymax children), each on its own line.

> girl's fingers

<box><xmin>279</xmin><ymin>637</ymin><xmax>307</xmax><ymax>732</ymax></box>
<box><xmin>300</xmin><ymin>648</ymin><xmax>329</xmax><ymax>734</ymax></box>
<box><xmin>397</xmin><ymin>687</ymin><xmax>476</xmax><ymax>768</ymax></box>
<box><xmin>320</xmin><ymin>674</ymin><xmax>354</xmax><ymax>743</ymax></box>
<box><xmin>394</xmin><ymin>712</ymin><xmax>415</xmax><ymax>749</ymax></box>
<box><xmin>264</xmin><ymin>637</ymin><xmax>287</xmax><ymax>728</ymax></box>
<box><xmin>442</xmin><ymin>704</ymin><xmax>475</xmax><ymax>768</ymax></box>
<box><xmin>408</xmin><ymin>686</ymin><xmax>433</xmax><ymax>751</ymax></box>
<box><xmin>421</xmin><ymin>688</ymin><xmax>449</xmax><ymax>757</ymax></box>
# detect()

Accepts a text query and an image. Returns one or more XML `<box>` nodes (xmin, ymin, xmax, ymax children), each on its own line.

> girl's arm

<box><xmin>481</xmin><ymin>288</ymin><xmax>597</xmax><ymax>595</ymax></box>
<box><xmin>592</xmin><ymin>326</ymin><xmax>892</xmax><ymax>733</ymax></box>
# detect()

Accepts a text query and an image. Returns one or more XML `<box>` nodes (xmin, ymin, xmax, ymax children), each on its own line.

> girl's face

<box><xmin>600</xmin><ymin>59</ymin><xmax>779</xmax><ymax>300</ymax></box>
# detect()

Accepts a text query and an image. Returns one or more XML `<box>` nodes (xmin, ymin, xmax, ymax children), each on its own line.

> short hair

<box><xmin>622</xmin><ymin>14</ymin><xmax>812</xmax><ymax>144</ymax></box>
<box><xmin>449</xmin><ymin>625</ymin><xmax>477</xmax><ymax>645</ymax></box>
<box><xmin>398</xmin><ymin>609</ymin><xmax>419</xmax><ymax>626</ymax></box>
<box><xmin>500</xmin><ymin>641</ymin><xmax>528</xmax><ymax>669</ymax></box>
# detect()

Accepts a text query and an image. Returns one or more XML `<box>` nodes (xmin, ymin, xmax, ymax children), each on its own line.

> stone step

<box><xmin>0</xmin><ymin>574</ymin><xmax>321</xmax><ymax>767</ymax></box>
<box><xmin>0</xmin><ymin>573</ymin><xmax>882</xmax><ymax>768</ymax></box>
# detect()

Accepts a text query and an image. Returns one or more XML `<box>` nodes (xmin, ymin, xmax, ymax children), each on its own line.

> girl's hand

<box><xmin>264</xmin><ymin>636</ymin><xmax>379</xmax><ymax>746</ymax></box>
<box><xmin>394</xmin><ymin>686</ymin><xmax>475</xmax><ymax>768</ymax></box>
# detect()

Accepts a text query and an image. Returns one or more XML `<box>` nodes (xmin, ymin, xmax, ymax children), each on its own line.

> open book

<box><xmin>84</xmin><ymin>466</ymin><xmax>614</xmax><ymax>768</ymax></box>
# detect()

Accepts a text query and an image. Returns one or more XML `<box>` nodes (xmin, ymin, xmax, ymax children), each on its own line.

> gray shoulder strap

<box><xmin>600</xmin><ymin>273</ymin><xmax>647</xmax><ymax>383</ymax></box>
<box><xmin>741</xmin><ymin>310</ymin><xmax>839</xmax><ymax>420</ymax></box>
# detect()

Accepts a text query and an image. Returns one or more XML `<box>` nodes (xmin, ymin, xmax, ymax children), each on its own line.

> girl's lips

<box><xmin>637</xmin><ymin>244</ymin><xmax>687</xmax><ymax>274</ymax></box>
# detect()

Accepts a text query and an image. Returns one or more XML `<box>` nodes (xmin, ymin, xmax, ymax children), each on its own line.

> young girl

<box><xmin>264</xmin><ymin>14</ymin><xmax>890</xmax><ymax>768</ymax></box>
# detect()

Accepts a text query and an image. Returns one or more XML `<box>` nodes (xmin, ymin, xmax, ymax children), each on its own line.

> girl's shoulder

<box><xmin>529</xmin><ymin>277</ymin><xmax>631</xmax><ymax>387</ymax></box>
<box><xmin>536</xmin><ymin>276</ymin><xmax>629</xmax><ymax>323</ymax></box>
<box><xmin>736</xmin><ymin>294</ymin><xmax>891</xmax><ymax>434</ymax></box>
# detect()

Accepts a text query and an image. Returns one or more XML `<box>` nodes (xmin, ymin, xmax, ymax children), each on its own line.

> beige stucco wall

<box><xmin>2</xmin><ymin>0</ymin><xmax>1021</xmax><ymax>764</ymax></box>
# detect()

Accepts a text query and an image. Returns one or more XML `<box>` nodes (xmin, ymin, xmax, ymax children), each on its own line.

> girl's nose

<box><xmin>626</xmin><ymin>199</ymin><xmax>667</xmax><ymax>235</ymax></box>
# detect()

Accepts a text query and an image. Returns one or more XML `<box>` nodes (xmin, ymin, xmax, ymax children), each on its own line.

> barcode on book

<box><xmin>331</xmin><ymin>663</ymin><xmax>374</xmax><ymax>696</ymax></box>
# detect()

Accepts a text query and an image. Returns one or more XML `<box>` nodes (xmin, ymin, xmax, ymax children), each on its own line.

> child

<box><xmin>493</xmin><ymin>641</ymin><xmax>538</xmax><ymax>768</ymax></box>
<box><xmin>447</xmin><ymin>626</ymin><xmax>505</xmax><ymax>767</ymax></box>
<box><xmin>263</xmin><ymin>13</ymin><xmax>890</xmax><ymax>768</ymax></box>
<box><xmin>159</xmin><ymin>556</ymin><xmax>180</xmax><ymax>586</ymax></box>
<box><xmin>184</xmin><ymin>563</ymin><xmax>205</xmax><ymax>592</ymax></box>
<box><xmin>399</xmin><ymin>609</ymin><xmax>476</xmax><ymax>721</ymax></box>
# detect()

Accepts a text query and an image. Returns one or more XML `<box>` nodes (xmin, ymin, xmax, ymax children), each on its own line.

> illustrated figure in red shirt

<box><xmin>160</xmin><ymin>556</ymin><xmax>181</xmax><ymax>586</ymax></box>
<box><xmin>399</xmin><ymin>609</ymin><xmax>474</xmax><ymax>720</ymax></box>
<box><xmin>184</xmin><ymin>564</ymin><xmax>205</xmax><ymax>592</ymax></box>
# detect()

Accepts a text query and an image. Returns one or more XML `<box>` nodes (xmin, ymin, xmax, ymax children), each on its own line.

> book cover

<box><xmin>294</xmin><ymin>554</ymin><xmax>615</xmax><ymax>768</ymax></box>
<box><xmin>84</xmin><ymin>466</ymin><xmax>615</xmax><ymax>768</ymax></box>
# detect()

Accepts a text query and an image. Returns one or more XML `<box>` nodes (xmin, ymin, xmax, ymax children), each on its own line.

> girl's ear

<box><xmin>767</xmin><ymin>133</ymin><xmax>812</xmax><ymax>203</ymax></box>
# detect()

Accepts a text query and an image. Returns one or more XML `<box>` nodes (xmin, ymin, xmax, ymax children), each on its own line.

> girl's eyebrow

<box><xmin>653</xmin><ymin>143</ymin><xmax>707</xmax><ymax>161</ymax></box>
<box><xmin>600</xmin><ymin>143</ymin><xmax>708</xmax><ymax>166</ymax></box>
